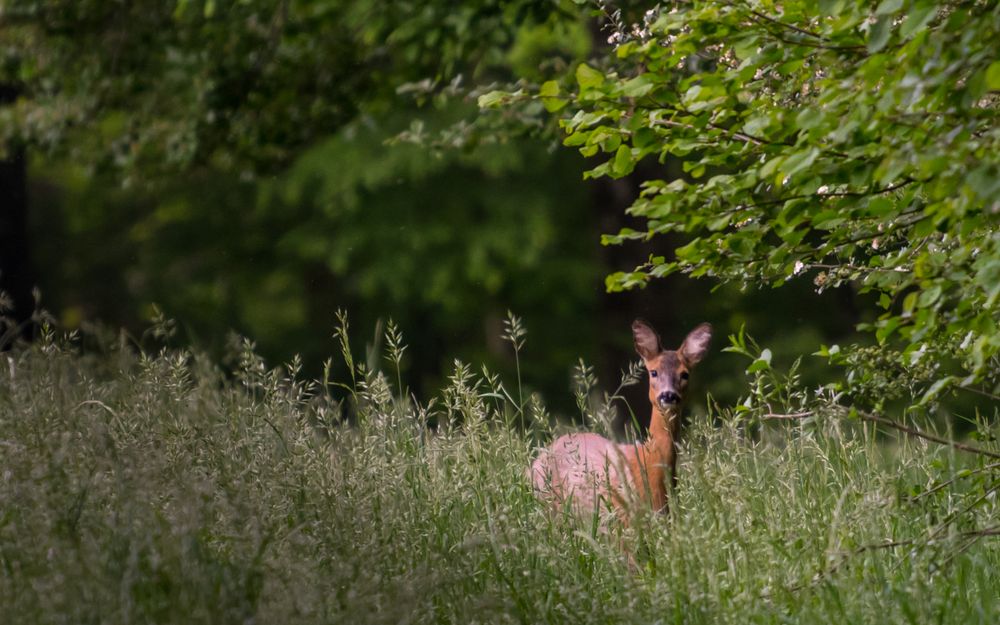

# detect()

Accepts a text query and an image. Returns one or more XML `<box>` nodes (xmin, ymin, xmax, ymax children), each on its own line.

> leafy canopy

<box><xmin>1</xmin><ymin>0</ymin><xmax>566</xmax><ymax>174</ymax></box>
<box><xmin>485</xmin><ymin>0</ymin><xmax>1000</xmax><ymax>407</ymax></box>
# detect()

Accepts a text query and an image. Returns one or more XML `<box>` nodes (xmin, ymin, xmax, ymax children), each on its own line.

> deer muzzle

<box><xmin>657</xmin><ymin>391</ymin><xmax>681</xmax><ymax>407</ymax></box>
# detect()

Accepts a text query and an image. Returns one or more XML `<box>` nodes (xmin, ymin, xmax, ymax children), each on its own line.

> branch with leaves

<box><xmin>482</xmin><ymin>0</ymin><xmax>1000</xmax><ymax>406</ymax></box>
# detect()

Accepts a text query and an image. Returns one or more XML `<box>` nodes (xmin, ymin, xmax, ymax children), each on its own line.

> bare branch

<box><xmin>759</xmin><ymin>409</ymin><xmax>1000</xmax><ymax>460</ymax></box>
<box><xmin>906</xmin><ymin>462</ymin><xmax>1000</xmax><ymax>502</ymax></box>
<box><xmin>860</xmin><ymin>410</ymin><xmax>1000</xmax><ymax>461</ymax></box>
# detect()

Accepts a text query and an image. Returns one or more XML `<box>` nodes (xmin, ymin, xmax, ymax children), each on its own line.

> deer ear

<box><xmin>679</xmin><ymin>323</ymin><xmax>712</xmax><ymax>366</ymax></box>
<box><xmin>632</xmin><ymin>320</ymin><xmax>662</xmax><ymax>361</ymax></box>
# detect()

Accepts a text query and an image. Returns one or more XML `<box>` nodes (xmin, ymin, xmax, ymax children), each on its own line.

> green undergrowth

<box><xmin>1</xmin><ymin>326</ymin><xmax>998</xmax><ymax>624</ymax></box>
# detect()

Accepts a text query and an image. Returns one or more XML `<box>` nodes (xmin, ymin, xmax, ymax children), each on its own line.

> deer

<box><xmin>530</xmin><ymin>320</ymin><xmax>712</xmax><ymax>522</ymax></box>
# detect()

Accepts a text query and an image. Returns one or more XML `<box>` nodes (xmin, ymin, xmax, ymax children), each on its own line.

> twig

<box><xmin>965</xmin><ymin>525</ymin><xmax>1000</xmax><ymax>537</ymax></box>
<box><xmin>907</xmin><ymin>462</ymin><xmax>1000</xmax><ymax>502</ymax></box>
<box><xmin>793</xmin><ymin>523</ymin><xmax>1000</xmax><ymax>591</ymax></box>
<box><xmin>957</xmin><ymin>385</ymin><xmax>1000</xmax><ymax>401</ymax></box>
<box><xmin>710</xmin><ymin>122</ymin><xmax>768</xmax><ymax>146</ymax></box>
<box><xmin>860</xmin><ymin>411</ymin><xmax>1000</xmax><ymax>461</ymax></box>
<box><xmin>786</xmin><ymin>538</ymin><xmax>913</xmax><ymax>591</ymax></box>
<box><xmin>740</xmin><ymin>177</ymin><xmax>916</xmax><ymax>210</ymax></box>
<box><xmin>736</xmin><ymin>5</ymin><xmax>868</xmax><ymax>53</ymax></box>
<box><xmin>744</xmin><ymin>7</ymin><xmax>824</xmax><ymax>40</ymax></box>
<box><xmin>761</xmin><ymin>411</ymin><xmax>813</xmax><ymax>420</ymax></box>
<box><xmin>716</xmin><ymin>177</ymin><xmax>918</xmax><ymax>217</ymax></box>
<box><xmin>755</xmin><ymin>24</ymin><xmax>868</xmax><ymax>53</ymax></box>
<box><xmin>759</xmin><ymin>409</ymin><xmax>1000</xmax><ymax>460</ymax></box>
<box><xmin>651</xmin><ymin>117</ymin><xmax>764</xmax><ymax>146</ymax></box>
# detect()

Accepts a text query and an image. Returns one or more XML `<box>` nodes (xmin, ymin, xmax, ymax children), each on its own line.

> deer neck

<box><xmin>625</xmin><ymin>404</ymin><xmax>680</xmax><ymax>513</ymax></box>
<box><xmin>645</xmin><ymin>404</ymin><xmax>680</xmax><ymax>464</ymax></box>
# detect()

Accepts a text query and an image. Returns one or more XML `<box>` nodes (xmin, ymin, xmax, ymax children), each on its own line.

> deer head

<box><xmin>632</xmin><ymin>320</ymin><xmax>712</xmax><ymax>412</ymax></box>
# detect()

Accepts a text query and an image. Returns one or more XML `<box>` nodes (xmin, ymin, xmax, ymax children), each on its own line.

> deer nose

<box><xmin>657</xmin><ymin>391</ymin><xmax>681</xmax><ymax>407</ymax></box>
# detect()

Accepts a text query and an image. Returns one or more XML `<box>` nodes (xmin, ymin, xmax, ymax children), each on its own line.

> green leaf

<box><xmin>622</xmin><ymin>75</ymin><xmax>653</xmax><ymax>98</ymax></box>
<box><xmin>542</xmin><ymin>98</ymin><xmax>568</xmax><ymax>113</ymax></box>
<box><xmin>780</xmin><ymin>148</ymin><xmax>820</xmax><ymax>179</ymax></box>
<box><xmin>876</xmin><ymin>317</ymin><xmax>901</xmax><ymax>342</ymax></box>
<box><xmin>743</xmin><ymin>114</ymin><xmax>771</xmax><ymax>136</ymax></box>
<box><xmin>818</xmin><ymin>0</ymin><xmax>843</xmax><ymax>15</ymax></box>
<box><xmin>746</xmin><ymin>348</ymin><xmax>772</xmax><ymax>373</ymax></box>
<box><xmin>707</xmin><ymin>214</ymin><xmax>731</xmax><ymax>231</ymax></box>
<box><xmin>539</xmin><ymin>81</ymin><xmax>568</xmax><ymax>112</ymax></box>
<box><xmin>918</xmin><ymin>376</ymin><xmax>955</xmax><ymax>405</ymax></box>
<box><xmin>733</xmin><ymin>35</ymin><xmax>759</xmax><ymax>61</ymax></box>
<box><xmin>866</xmin><ymin>197</ymin><xmax>894</xmax><ymax>217</ymax></box>
<box><xmin>900</xmin><ymin>3</ymin><xmax>937</xmax><ymax>38</ymax></box>
<box><xmin>917</xmin><ymin>284</ymin><xmax>942</xmax><ymax>308</ymax></box>
<box><xmin>759</xmin><ymin>156</ymin><xmax>784</xmax><ymax>180</ymax></box>
<box><xmin>576</xmin><ymin>63</ymin><xmax>605</xmax><ymax>90</ymax></box>
<box><xmin>795</xmin><ymin>108</ymin><xmax>822</xmax><ymax>131</ymax></box>
<box><xmin>611</xmin><ymin>145</ymin><xmax>634</xmax><ymax>178</ymax></box>
<box><xmin>812</xmin><ymin>210</ymin><xmax>846</xmax><ymax>230</ymax></box>
<box><xmin>477</xmin><ymin>91</ymin><xmax>507</xmax><ymax>108</ymax></box>
<box><xmin>875</xmin><ymin>0</ymin><xmax>903</xmax><ymax>15</ymax></box>
<box><xmin>975</xmin><ymin>259</ymin><xmax>1000</xmax><ymax>306</ymax></box>
<box><xmin>867</xmin><ymin>15</ymin><xmax>892</xmax><ymax>53</ymax></box>
<box><xmin>987</xmin><ymin>62</ymin><xmax>1000</xmax><ymax>91</ymax></box>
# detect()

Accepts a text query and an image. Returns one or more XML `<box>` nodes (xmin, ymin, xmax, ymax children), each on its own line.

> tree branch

<box><xmin>651</xmin><ymin>117</ymin><xmax>766</xmax><ymax>146</ymax></box>
<box><xmin>760</xmin><ymin>409</ymin><xmax>1000</xmax><ymax>460</ymax></box>
<box><xmin>740</xmin><ymin>7</ymin><xmax>868</xmax><ymax>53</ymax></box>
<box><xmin>957</xmin><ymin>385</ymin><xmax>1000</xmax><ymax>402</ymax></box>
<box><xmin>907</xmin><ymin>462</ymin><xmax>1000</xmax><ymax>502</ymax></box>
<box><xmin>791</xmin><ymin>522</ymin><xmax>1000</xmax><ymax>591</ymax></box>
<box><xmin>862</xmin><ymin>410</ymin><xmax>1000</xmax><ymax>459</ymax></box>
<box><xmin>758</xmin><ymin>177</ymin><xmax>916</xmax><ymax>208</ymax></box>
<box><xmin>743</xmin><ymin>7</ymin><xmax>824</xmax><ymax>39</ymax></box>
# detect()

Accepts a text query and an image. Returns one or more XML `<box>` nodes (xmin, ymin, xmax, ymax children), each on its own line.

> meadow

<box><xmin>1</xmin><ymin>322</ymin><xmax>998</xmax><ymax>625</ymax></box>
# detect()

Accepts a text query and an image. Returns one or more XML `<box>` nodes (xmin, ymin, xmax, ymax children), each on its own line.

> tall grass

<box><xmin>1</xmin><ymin>325</ymin><xmax>998</xmax><ymax>624</ymax></box>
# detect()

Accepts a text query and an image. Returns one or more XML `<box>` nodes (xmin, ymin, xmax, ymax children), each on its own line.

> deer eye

<box><xmin>680</xmin><ymin>371</ymin><xmax>689</xmax><ymax>381</ymax></box>
<box><xmin>650</xmin><ymin>370</ymin><xmax>658</xmax><ymax>378</ymax></box>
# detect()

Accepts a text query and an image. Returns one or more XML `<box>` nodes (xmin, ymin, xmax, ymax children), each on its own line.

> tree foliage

<box><xmin>1</xmin><ymin>0</ymin><xmax>571</xmax><ymax>174</ymax></box>
<box><xmin>3</xmin><ymin>1</ymin><xmax>606</xmax><ymax>402</ymax></box>
<box><xmin>486</xmin><ymin>0</ymin><xmax>1000</xmax><ymax>409</ymax></box>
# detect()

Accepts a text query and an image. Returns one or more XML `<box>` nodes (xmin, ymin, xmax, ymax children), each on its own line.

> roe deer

<box><xmin>530</xmin><ymin>320</ymin><xmax>711</xmax><ymax>520</ymax></box>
